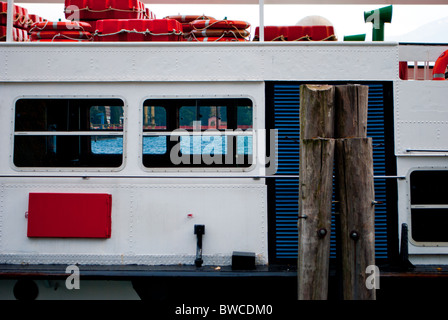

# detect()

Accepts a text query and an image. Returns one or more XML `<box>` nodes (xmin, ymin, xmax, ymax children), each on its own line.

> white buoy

<box><xmin>296</xmin><ymin>15</ymin><xmax>333</xmax><ymax>27</ymax></box>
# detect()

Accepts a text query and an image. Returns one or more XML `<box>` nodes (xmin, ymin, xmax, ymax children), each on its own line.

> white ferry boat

<box><xmin>1</xmin><ymin>0</ymin><xmax>448</xmax><ymax>301</ymax></box>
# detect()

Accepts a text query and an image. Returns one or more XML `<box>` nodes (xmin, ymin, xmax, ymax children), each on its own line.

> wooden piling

<box><xmin>335</xmin><ymin>138</ymin><xmax>376</xmax><ymax>300</ymax></box>
<box><xmin>300</xmin><ymin>85</ymin><xmax>335</xmax><ymax>139</ymax></box>
<box><xmin>334</xmin><ymin>85</ymin><xmax>369</xmax><ymax>139</ymax></box>
<box><xmin>334</xmin><ymin>84</ymin><xmax>376</xmax><ymax>300</ymax></box>
<box><xmin>297</xmin><ymin>84</ymin><xmax>335</xmax><ymax>300</ymax></box>
<box><xmin>298</xmin><ymin>138</ymin><xmax>335</xmax><ymax>300</ymax></box>
<box><xmin>297</xmin><ymin>84</ymin><xmax>376</xmax><ymax>300</ymax></box>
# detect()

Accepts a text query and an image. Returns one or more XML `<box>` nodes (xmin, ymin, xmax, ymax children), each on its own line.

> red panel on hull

<box><xmin>27</xmin><ymin>193</ymin><xmax>112</xmax><ymax>238</ymax></box>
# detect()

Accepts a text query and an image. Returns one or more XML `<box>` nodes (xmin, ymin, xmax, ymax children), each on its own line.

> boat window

<box><xmin>410</xmin><ymin>170</ymin><xmax>448</xmax><ymax>243</ymax></box>
<box><xmin>14</xmin><ymin>99</ymin><xmax>124</xmax><ymax>168</ymax></box>
<box><xmin>142</xmin><ymin>98</ymin><xmax>253</xmax><ymax>168</ymax></box>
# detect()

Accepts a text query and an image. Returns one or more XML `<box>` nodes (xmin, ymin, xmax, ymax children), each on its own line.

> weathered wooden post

<box><xmin>334</xmin><ymin>84</ymin><xmax>368</xmax><ymax>139</ymax></box>
<box><xmin>334</xmin><ymin>85</ymin><xmax>376</xmax><ymax>300</ymax></box>
<box><xmin>297</xmin><ymin>84</ymin><xmax>335</xmax><ymax>300</ymax></box>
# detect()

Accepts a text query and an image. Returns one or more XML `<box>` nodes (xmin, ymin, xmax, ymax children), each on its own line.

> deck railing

<box><xmin>399</xmin><ymin>42</ymin><xmax>448</xmax><ymax>80</ymax></box>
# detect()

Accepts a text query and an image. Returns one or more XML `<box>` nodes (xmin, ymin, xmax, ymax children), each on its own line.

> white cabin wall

<box><xmin>396</xmin><ymin>80</ymin><xmax>448</xmax><ymax>264</ymax></box>
<box><xmin>0</xmin><ymin>80</ymin><xmax>269</xmax><ymax>266</ymax></box>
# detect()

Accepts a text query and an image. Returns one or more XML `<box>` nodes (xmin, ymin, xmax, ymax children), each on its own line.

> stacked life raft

<box><xmin>29</xmin><ymin>21</ymin><xmax>94</xmax><ymax>42</ymax></box>
<box><xmin>164</xmin><ymin>15</ymin><xmax>214</xmax><ymax>41</ymax></box>
<box><xmin>63</xmin><ymin>0</ymin><xmax>186</xmax><ymax>42</ymax></box>
<box><xmin>64</xmin><ymin>0</ymin><xmax>155</xmax><ymax>31</ymax></box>
<box><xmin>0</xmin><ymin>1</ymin><xmax>45</xmax><ymax>41</ymax></box>
<box><xmin>94</xmin><ymin>19</ymin><xmax>183</xmax><ymax>42</ymax></box>
<box><xmin>189</xmin><ymin>19</ymin><xmax>251</xmax><ymax>42</ymax></box>
<box><xmin>253</xmin><ymin>25</ymin><xmax>336</xmax><ymax>41</ymax></box>
<box><xmin>1</xmin><ymin>0</ymin><xmax>336</xmax><ymax>43</ymax></box>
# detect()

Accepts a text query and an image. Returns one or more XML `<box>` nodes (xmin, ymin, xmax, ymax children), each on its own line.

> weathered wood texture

<box><xmin>335</xmin><ymin>137</ymin><xmax>376</xmax><ymax>300</ymax></box>
<box><xmin>335</xmin><ymin>85</ymin><xmax>369</xmax><ymax>139</ymax></box>
<box><xmin>298</xmin><ymin>84</ymin><xmax>375</xmax><ymax>300</ymax></box>
<box><xmin>300</xmin><ymin>84</ymin><xmax>335</xmax><ymax>139</ymax></box>
<box><xmin>298</xmin><ymin>84</ymin><xmax>336</xmax><ymax>300</ymax></box>
<box><xmin>297</xmin><ymin>138</ymin><xmax>335</xmax><ymax>300</ymax></box>
<box><xmin>334</xmin><ymin>84</ymin><xmax>375</xmax><ymax>300</ymax></box>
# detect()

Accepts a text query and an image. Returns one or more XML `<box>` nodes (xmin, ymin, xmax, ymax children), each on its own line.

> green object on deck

<box><xmin>364</xmin><ymin>5</ymin><xmax>392</xmax><ymax>41</ymax></box>
<box><xmin>344</xmin><ymin>34</ymin><xmax>366</xmax><ymax>41</ymax></box>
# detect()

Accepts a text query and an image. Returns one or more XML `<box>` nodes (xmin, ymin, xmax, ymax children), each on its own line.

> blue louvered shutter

<box><xmin>268</xmin><ymin>82</ymin><xmax>389</xmax><ymax>262</ymax></box>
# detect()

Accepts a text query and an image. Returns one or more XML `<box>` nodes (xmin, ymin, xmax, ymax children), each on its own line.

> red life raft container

<box><xmin>32</xmin><ymin>39</ymin><xmax>92</xmax><ymax>42</ymax></box>
<box><xmin>94</xmin><ymin>19</ymin><xmax>183</xmax><ymax>42</ymax></box>
<box><xmin>192</xmin><ymin>19</ymin><xmax>250</xmax><ymax>30</ymax></box>
<box><xmin>189</xmin><ymin>19</ymin><xmax>250</xmax><ymax>42</ymax></box>
<box><xmin>191</xmin><ymin>28</ymin><xmax>249</xmax><ymax>38</ymax></box>
<box><xmin>145</xmin><ymin>7</ymin><xmax>156</xmax><ymax>19</ymax></box>
<box><xmin>193</xmin><ymin>36</ymin><xmax>247</xmax><ymax>42</ymax></box>
<box><xmin>165</xmin><ymin>15</ymin><xmax>214</xmax><ymax>37</ymax></box>
<box><xmin>30</xmin><ymin>20</ymin><xmax>94</xmax><ymax>33</ymax></box>
<box><xmin>165</xmin><ymin>15</ymin><xmax>214</xmax><ymax>23</ymax></box>
<box><xmin>0</xmin><ymin>25</ymin><xmax>29</xmax><ymax>41</ymax></box>
<box><xmin>30</xmin><ymin>31</ymin><xmax>93</xmax><ymax>41</ymax></box>
<box><xmin>0</xmin><ymin>1</ymin><xmax>29</xmax><ymax>29</ymax></box>
<box><xmin>254</xmin><ymin>25</ymin><xmax>336</xmax><ymax>41</ymax></box>
<box><xmin>26</xmin><ymin>14</ymin><xmax>45</xmax><ymax>30</ymax></box>
<box><xmin>29</xmin><ymin>21</ymin><xmax>93</xmax><ymax>42</ymax></box>
<box><xmin>64</xmin><ymin>0</ymin><xmax>147</xmax><ymax>20</ymax></box>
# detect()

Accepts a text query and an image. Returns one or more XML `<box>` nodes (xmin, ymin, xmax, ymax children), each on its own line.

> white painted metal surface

<box><xmin>0</xmin><ymin>42</ymin><xmax>399</xmax><ymax>82</ymax></box>
<box><xmin>1</xmin><ymin>41</ymin><xmax>448</xmax><ymax>268</ymax></box>
<box><xmin>0</xmin><ymin>79</ymin><xmax>268</xmax><ymax>266</ymax></box>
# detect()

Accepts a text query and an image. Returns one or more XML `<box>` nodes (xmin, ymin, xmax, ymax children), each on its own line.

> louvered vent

<box><xmin>268</xmin><ymin>82</ymin><xmax>389</xmax><ymax>262</ymax></box>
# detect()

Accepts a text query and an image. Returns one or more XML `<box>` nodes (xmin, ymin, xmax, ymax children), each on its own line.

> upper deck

<box><xmin>0</xmin><ymin>41</ymin><xmax>399</xmax><ymax>82</ymax></box>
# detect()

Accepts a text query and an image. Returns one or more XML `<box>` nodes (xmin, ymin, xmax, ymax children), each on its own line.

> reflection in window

<box><xmin>142</xmin><ymin>98</ymin><xmax>253</xmax><ymax>168</ymax></box>
<box><xmin>143</xmin><ymin>136</ymin><xmax>167</xmax><ymax>155</ymax></box>
<box><xmin>14</xmin><ymin>99</ymin><xmax>124</xmax><ymax>168</ymax></box>
<box><xmin>143</xmin><ymin>106</ymin><xmax>166</xmax><ymax>130</ymax></box>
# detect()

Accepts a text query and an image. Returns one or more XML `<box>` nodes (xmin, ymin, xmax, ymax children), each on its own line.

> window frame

<box><xmin>408</xmin><ymin>168</ymin><xmax>448</xmax><ymax>247</ymax></box>
<box><xmin>11</xmin><ymin>96</ymin><xmax>127</xmax><ymax>172</ymax></box>
<box><xmin>140</xmin><ymin>97</ymin><xmax>256</xmax><ymax>172</ymax></box>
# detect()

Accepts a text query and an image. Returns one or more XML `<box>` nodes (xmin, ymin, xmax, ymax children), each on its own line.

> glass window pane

<box><xmin>14</xmin><ymin>99</ymin><xmax>124</xmax><ymax>168</ymax></box>
<box><xmin>237</xmin><ymin>136</ymin><xmax>253</xmax><ymax>155</ymax></box>
<box><xmin>143</xmin><ymin>98</ymin><xmax>253</xmax><ymax>168</ymax></box>
<box><xmin>410</xmin><ymin>171</ymin><xmax>448</xmax><ymax>205</ymax></box>
<box><xmin>90</xmin><ymin>106</ymin><xmax>124</xmax><ymax>131</ymax></box>
<box><xmin>179</xmin><ymin>106</ymin><xmax>197</xmax><ymax>129</ymax></box>
<box><xmin>200</xmin><ymin>106</ymin><xmax>213</xmax><ymax>129</ymax></box>
<box><xmin>217</xmin><ymin>106</ymin><xmax>228</xmax><ymax>129</ymax></box>
<box><xmin>237</xmin><ymin>106</ymin><xmax>253</xmax><ymax>129</ymax></box>
<box><xmin>91</xmin><ymin>136</ymin><xmax>123</xmax><ymax>154</ymax></box>
<box><xmin>179</xmin><ymin>105</ymin><xmax>228</xmax><ymax>130</ymax></box>
<box><xmin>14</xmin><ymin>135</ymin><xmax>122</xmax><ymax>167</ymax></box>
<box><xmin>411</xmin><ymin>209</ymin><xmax>448</xmax><ymax>242</ymax></box>
<box><xmin>180</xmin><ymin>135</ymin><xmax>226</xmax><ymax>155</ymax></box>
<box><xmin>143</xmin><ymin>136</ymin><xmax>167</xmax><ymax>155</ymax></box>
<box><xmin>143</xmin><ymin>106</ymin><xmax>166</xmax><ymax>130</ymax></box>
<box><xmin>15</xmin><ymin>100</ymin><xmax>66</xmax><ymax>131</ymax></box>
